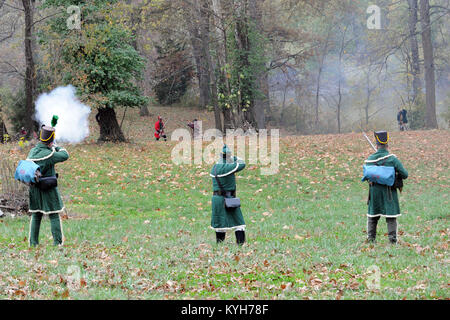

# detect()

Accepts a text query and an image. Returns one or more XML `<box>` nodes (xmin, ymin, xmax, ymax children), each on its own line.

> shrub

<box><xmin>4</xmin><ymin>89</ymin><xmax>30</xmax><ymax>134</ymax></box>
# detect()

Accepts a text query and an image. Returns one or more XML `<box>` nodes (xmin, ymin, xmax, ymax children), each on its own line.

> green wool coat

<box><xmin>365</xmin><ymin>148</ymin><xmax>408</xmax><ymax>217</ymax></box>
<box><xmin>27</xmin><ymin>143</ymin><xmax>69</xmax><ymax>214</ymax></box>
<box><xmin>210</xmin><ymin>156</ymin><xmax>246</xmax><ymax>232</ymax></box>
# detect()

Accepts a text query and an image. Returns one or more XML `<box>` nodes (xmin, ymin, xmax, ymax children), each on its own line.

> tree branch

<box><xmin>0</xmin><ymin>60</ymin><xmax>24</xmax><ymax>78</ymax></box>
<box><xmin>3</xmin><ymin>1</ymin><xmax>24</xmax><ymax>11</ymax></box>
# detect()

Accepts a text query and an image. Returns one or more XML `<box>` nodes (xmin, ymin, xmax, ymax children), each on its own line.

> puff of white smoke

<box><xmin>34</xmin><ymin>85</ymin><xmax>91</xmax><ymax>144</ymax></box>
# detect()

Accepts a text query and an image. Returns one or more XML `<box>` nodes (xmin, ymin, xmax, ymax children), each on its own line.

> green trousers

<box><xmin>29</xmin><ymin>213</ymin><xmax>63</xmax><ymax>246</ymax></box>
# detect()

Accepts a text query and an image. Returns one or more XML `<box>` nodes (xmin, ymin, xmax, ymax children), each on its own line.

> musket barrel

<box><xmin>363</xmin><ymin>132</ymin><xmax>377</xmax><ymax>152</ymax></box>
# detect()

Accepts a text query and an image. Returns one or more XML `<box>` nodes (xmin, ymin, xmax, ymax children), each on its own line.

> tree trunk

<box><xmin>198</xmin><ymin>1</ymin><xmax>212</xmax><ymax>109</ymax></box>
<box><xmin>234</xmin><ymin>13</ymin><xmax>252</xmax><ymax>129</ymax></box>
<box><xmin>126</xmin><ymin>0</ymin><xmax>149</xmax><ymax>117</ymax></box>
<box><xmin>419</xmin><ymin>0</ymin><xmax>438</xmax><ymax>128</ymax></box>
<box><xmin>314</xmin><ymin>65</ymin><xmax>322</xmax><ymax>130</ymax></box>
<box><xmin>22</xmin><ymin>0</ymin><xmax>36</xmax><ymax>138</ymax></box>
<box><xmin>207</xmin><ymin>45</ymin><xmax>223</xmax><ymax>131</ymax></box>
<box><xmin>223</xmin><ymin>107</ymin><xmax>233</xmax><ymax>131</ymax></box>
<box><xmin>214</xmin><ymin>0</ymin><xmax>234</xmax><ymax>130</ymax></box>
<box><xmin>337</xmin><ymin>83</ymin><xmax>341</xmax><ymax>134</ymax></box>
<box><xmin>0</xmin><ymin>120</ymin><xmax>7</xmax><ymax>143</ymax></box>
<box><xmin>315</xmin><ymin>28</ymin><xmax>331</xmax><ymax>131</ymax></box>
<box><xmin>96</xmin><ymin>107</ymin><xmax>126</xmax><ymax>142</ymax></box>
<box><xmin>260</xmin><ymin>70</ymin><xmax>270</xmax><ymax>123</ymax></box>
<box><xmin>295</xmin><ymin>84</ymin><xmax>303</xmax><ymax>133</ymax></box>
<box><xmin>280</xmin><ymin>83</ymin><xmax>288</xmax><ymax>125</ymax></box>
<box><xmin>249</xmin><ymin>0</ymin><xmax>266</xmax><ymax>130</ymax></box>
<box><xmin>29</xmin><ymin>0</ymin><xmax>39</xmax><ymax>101</ymax></box>
<box><xmin>336</xmin><ymin>26</ymin><xmax>347</xmax><ymax>134</ymax></box>
<box><xmin>186</xmin><ymin>0</ymin><xmax>211</xmax><ymax>109</ymax></box>
<box><xmin>208</xmin><ymin>0</ymin><xmax>225</xmax><ymax>131</ymax></box>
<box><xmin>365</xmin><ymin>69</ymin><xmax>370</xmax><ymax>125</ymax></box>
<box><xmin>139</xmin><ymin>106</ymin><xmax>150</xmax><ymax>117</ymax></box>
<box><xmin>407</xmin><ymin>0</ymin><xmax>422</xmax><ymax>104</ymax></box>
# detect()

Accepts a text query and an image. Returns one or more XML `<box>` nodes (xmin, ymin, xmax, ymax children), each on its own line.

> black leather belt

<box><xmin>213</xmin><ymin>190</ymin><xmax>236</xmax><ymax>197</ymax></box>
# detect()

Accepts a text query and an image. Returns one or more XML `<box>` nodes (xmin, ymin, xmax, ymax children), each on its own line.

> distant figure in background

<box><xmin>154</xmin><ymin>116</ymin><xmax>167</xmax><ymax>141</ymax></box>
<box><xmin>187</xmin><ymin>119</ymin><xmax>200</xmax><ymax>139</ymax></box>
<box><xmin>187</xmin><ymin>119</ymin><xmax>196</xmax><ymax>133</ymax></box>
<box><xmin>14</xmin><ymin>127</ymin><xmax>28</xmax><ymax>141</ymax></box>
<box><xmin>397</xmin><ymin>108</ymin><xmax>408</xmax><ymax>131</ymax></box>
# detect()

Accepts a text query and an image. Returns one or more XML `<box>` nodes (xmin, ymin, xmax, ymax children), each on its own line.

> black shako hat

<box><xmin>39</xmin><ymin>125</ymin><xmax>55</xmax><ymax>144</ymax></box>
<box><xmin>374</xmin><ymin>131</ymin><xmax>389</xmax><ymax>145</ymax></box>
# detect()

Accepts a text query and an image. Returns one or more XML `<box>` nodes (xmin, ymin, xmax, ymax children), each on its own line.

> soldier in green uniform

<box><xmin>365</xmin><ymin>131</ymin><xmax>408</xmax><ymax>244</ymax></box>
<box><xmin>27</xmin><ymin>123</ymin><xmax>69</xmax><ymax>247</ymax></box>
<box><xmin>210</xmin><ymin>145</ymin><xmax>246</xmax><ymax>245</ymax></box>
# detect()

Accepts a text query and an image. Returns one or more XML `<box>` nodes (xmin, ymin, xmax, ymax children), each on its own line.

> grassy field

<box><xmin>0</xmin><ymin>106</ymin><xmax>448</xmax><ymax>299</ymax></box>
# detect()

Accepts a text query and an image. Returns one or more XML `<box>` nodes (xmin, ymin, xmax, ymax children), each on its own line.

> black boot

<box><xmin>367</xmin><ymin>216</ymin><xmax>379</xmax><ymax>243</ymax></box>
<box><xmin>235</xmin><ymin>231</ymin><xmax>245</xmax><ymax>246</ymax></box>
<box><xmin>216</xmin><ymin>232</ymin><xmax>226</xmax><ymax>243</ymax></box>
<box><xmin>386</xmin><ymin>218</ymin><xmax>398</xmax><ymax>244</ymax></box>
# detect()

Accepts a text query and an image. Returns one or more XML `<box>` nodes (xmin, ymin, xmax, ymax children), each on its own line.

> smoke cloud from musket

<box><xmin>34</xmin><ymin>85</ymin><xmax>91</xmax><ymax>144</ymax></box>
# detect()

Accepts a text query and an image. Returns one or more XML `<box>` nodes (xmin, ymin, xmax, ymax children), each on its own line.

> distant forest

<box><xmin>1</xmin><ymin>0</ymin><xmax>449</xmax><ymax>142</ymax></box>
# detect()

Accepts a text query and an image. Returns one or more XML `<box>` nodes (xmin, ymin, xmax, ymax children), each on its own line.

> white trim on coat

<box><xmin>59</xmin><ymin>148</ymin><xmax>69</xmax><ymax>158</ymax></box>
<box><xmin>27</xmin><ymin>147</ymin><xmax>56</xmax><ymax>162</ymax></box>
<box><xmin>364</xmin><ymin>154</ymin><xmax>396</xmax><ymax>163</ymax></box>
<box><xmin>209</xmin><ymin>158</ymin><xmax>244</xmax><ymax>178</ymax></box>
<box><xmin>367</xmin><ymin>213</ymin><xmax>401</xmax><ymax>218</ymax></box>
<box><xmin>211</xmin><ymin>225</ymin><xmax>246</xmax><ymax>232</ymax></box>
<box><xmin>29</xmin><ymin>207</ymin><xmax>65</xmax><ymax>215</ymax></box>
<box><xmin>26</xmin><ymin>147</ymin><xmax>68</xmax><ymax>162</ymax></box>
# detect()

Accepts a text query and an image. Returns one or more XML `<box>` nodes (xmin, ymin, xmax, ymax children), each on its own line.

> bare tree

<box><xmin>407</xmin><ymin>0</ymin><xmax>422</xmax><ymax>104</ymax></box>
<box><xmin>314</xmin><ymin>26</ymin><xmax>332</xmax><ymax>131</ymax></box>
<box><xmin>248</xmin><ymin>0</ymin><xmax>267</xmax><ymax>130</ymax></box>
<box><xmin>127</xmin><ymin>0</ymin><xmax>151</xmax><ymax>117</ymax></box>
<box><xmin>210</xmin><ymin>0</ymin><xmax>234</xmax><ymax>130</ymax></box>
<box><xmin>335</xmin><ymin>26</ymin><xmax>350</xmax><ymax>133</ymax></box>
<box><xmin>22</xmin><ymin>0</ymin><xmax>36</xmax><ymax>137</ymax></box>
<box><xmin>180</xmin><ymin>0</ymin><xmax>223</xmax><ymax>130</ymax></box>
<box><xmin>419</xmin><ymin>0</ymin><xmax>438</xmax><ymax>128</ymax></box>
<box><xmin>185</xmin><ymin>0</ymin><xmax>211</xmax><ymax>109</ymax></box>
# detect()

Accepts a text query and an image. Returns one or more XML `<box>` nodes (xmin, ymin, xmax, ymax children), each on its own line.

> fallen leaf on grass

<box><xmin>309</xmin><ymin>278</ymin><xmax>323</xmax><ymax>286</ymax></box>
<box><xmin>62</xmin><ymin>289</ymin><xmax>69</xmax><ymax>298</ymax></box>
<box><xmin>15</xmin><ymin>290</ymin><xmax>26</xmax><ymax>296</ymax></box>
<box><xmin>295</xmin><ymin>234</ymin><xmax>304</xmax><ymax>241</ymax></box>
<box><xmin>348</xmin><ymin>280</ymin><xmax>360</xmax><ymax>290</ymax></box>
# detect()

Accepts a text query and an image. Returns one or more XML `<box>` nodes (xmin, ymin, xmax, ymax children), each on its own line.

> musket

<box><xmin>362</xmin><ymin>131</ymin><xmax>377</xmax><ymax>152</ymax></box>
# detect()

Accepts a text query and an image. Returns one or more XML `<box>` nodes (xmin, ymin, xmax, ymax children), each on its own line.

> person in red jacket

<box><xmin>154</xmin><ymin>116</ymin><xmax>167</xmax><ymax>141</ymax></box>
